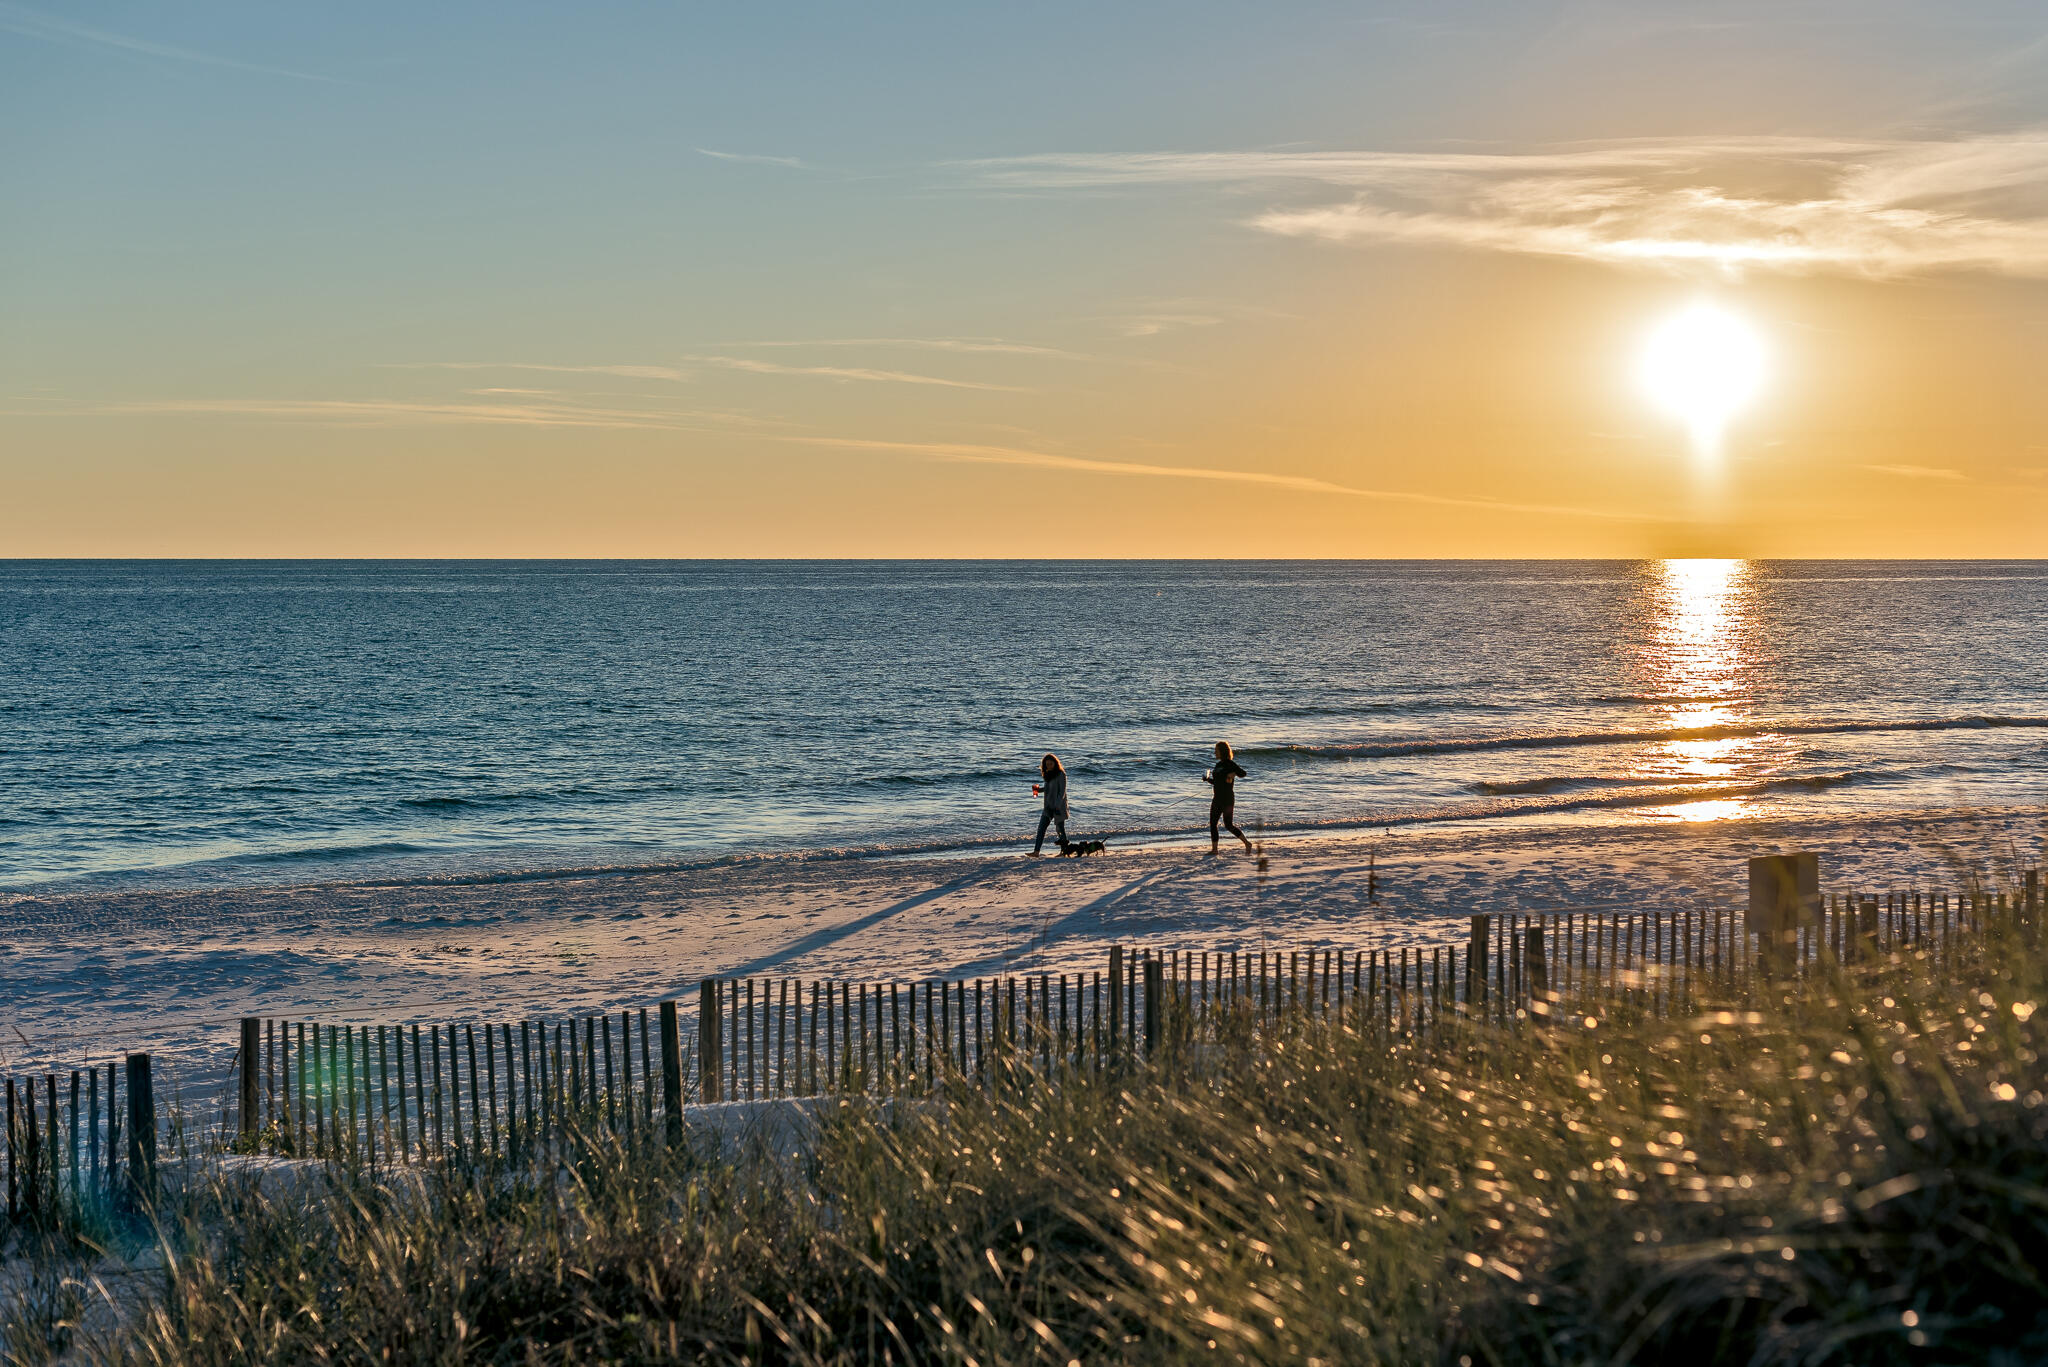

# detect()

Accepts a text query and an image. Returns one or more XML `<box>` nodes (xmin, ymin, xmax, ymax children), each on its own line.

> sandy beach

<box><xmin>4</xmin><ymin>807</ymin><xmax>2038</xmax><ymax>1078</ymax></box>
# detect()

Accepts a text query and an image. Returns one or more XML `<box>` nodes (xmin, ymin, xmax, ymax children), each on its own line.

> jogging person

<box><xmin>1203</xmin><ymin>741</ymin><xmax>1252</xmax><ymax>853</ymax></box>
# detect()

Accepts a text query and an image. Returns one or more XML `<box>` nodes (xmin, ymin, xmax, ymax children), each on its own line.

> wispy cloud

<box><xmin>11</xmin><ymin>391</ymin><xmax>1670</xmax><ymax>522</ymax></box>
<box><xmin>1108</xmin><ymin>313</ymin><xmax>1223</xmax><ymax>337</ymax></box>
<box><xmin>962</xmin><ymin>132</ymin><xmax>2048</xmax><ymax>278</ymax></box>
<box><xmin>405</xmin><ymin>357</ymin><xmax>1022</xmax><ymax>391</ymax></box>
<box><xmin>403</xmin><ymin>361</ymin><xmax>694</xmax><ymax>382</ymax></box>
<box><xmin>697</xmin><ymin>148</ymin><xmax>807</xmax><ymax>169</ymax></box>
<box><xmin>786</xmin><ymin>436</ymin><xmax>1670</xmax><ymax>522</ymax></box>
<box><xmin>1863</xmin><ymin>463</ymin><xmax>1968</xmax><ymax>480</ymax></box>
<box><xmin>689</xmin><ymin>355</ymin><xmax>1025</xmax><ymax>391</ymax></box>
<box><xmin>0</xmin><ymin>1</ymin><xmax>336</xmax><ymax>82</ymax></box>
<box><xmin>15</xmin><ymin>397</ymin><xmax>744</xmax><ymax>432</ymax></box>
<box><xmin>722</xmin><ymin>337</ymin><xmax>1084</xmax><ymax>359</ymax></box>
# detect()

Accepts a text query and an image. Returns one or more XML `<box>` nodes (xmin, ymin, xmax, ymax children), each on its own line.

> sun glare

<box><xmin>1637</xmin><ymin>302</ymin><xmax>1767</xmax><ymax>457</ymax></box>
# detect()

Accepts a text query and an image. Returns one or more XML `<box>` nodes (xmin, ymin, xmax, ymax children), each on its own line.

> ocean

<box><xmin>3</xmin><ymin>560</ymin><xmax>2045</xmax><ymax>891</ymax></box>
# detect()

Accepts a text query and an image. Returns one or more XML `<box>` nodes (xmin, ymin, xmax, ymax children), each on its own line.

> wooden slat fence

<box><xmin>7</xmin><ymin>873</ymin><xmax>2037</xmax><ymax>1209</ymax></box>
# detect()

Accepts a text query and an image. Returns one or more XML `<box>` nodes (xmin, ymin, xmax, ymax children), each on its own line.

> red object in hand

<box><xmin>1032</xmin><ymin>784</ymin><xmax>1042</xmax><ymax>795</ymax></box>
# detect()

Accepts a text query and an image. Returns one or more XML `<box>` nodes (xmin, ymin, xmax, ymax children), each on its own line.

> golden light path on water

<box><xmin>1637</xmin><ymin>558</ymin><xmax>1779</xmax><ymax>822</ymax></box>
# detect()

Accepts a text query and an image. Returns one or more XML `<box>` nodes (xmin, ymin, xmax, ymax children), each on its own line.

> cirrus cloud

<box><xmin>963</xmin><ymin>132</ymin><xmax>2048</xmax><ymax>278</ymax></box>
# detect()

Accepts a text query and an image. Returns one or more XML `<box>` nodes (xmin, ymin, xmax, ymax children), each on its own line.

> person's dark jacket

<box><xmin>1205</xmin><ymin>759</ymin><xmax>1247</xmax><ymax>803</ymax></box>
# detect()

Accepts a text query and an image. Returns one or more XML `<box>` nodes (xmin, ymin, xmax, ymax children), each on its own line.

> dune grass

<box><xmin>8</xmin><ymin>897</ymin><xmax>2048</xmax><ymax>1366</ymax></box>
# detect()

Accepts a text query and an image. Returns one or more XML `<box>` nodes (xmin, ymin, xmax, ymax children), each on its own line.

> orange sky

<box><xmin>5</xmin><ymin>4</ymin><xmax>2046</xmax><ymax>556</ymax></box>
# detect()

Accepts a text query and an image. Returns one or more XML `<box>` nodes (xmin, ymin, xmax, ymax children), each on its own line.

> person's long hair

<box><xmin>1041</xmin><ymin>753</ymin><xmax>1064</xmax><ymax>777</ymax></box>
<box><xmin>1214</xmin><ymin>741</ymin><xmax>1233</xmax><ymax>761</ymax></box>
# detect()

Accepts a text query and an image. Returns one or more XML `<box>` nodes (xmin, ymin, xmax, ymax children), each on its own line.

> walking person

<box><xmin>1032</xmin><ymin>753</ymin><xmax>1069</xmax><ymax>856</ymax></box>
<box><xmin>1204</xmin><ymin>741</ymin><xmax>1252</xmax><ymax>853</ymax></box>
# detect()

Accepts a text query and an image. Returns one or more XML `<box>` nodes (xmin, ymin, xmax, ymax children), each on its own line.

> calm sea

<box><xmin>3</xmin><ymin>560</ymin><xmax>2045</xmax><ymax>891</ymax></box>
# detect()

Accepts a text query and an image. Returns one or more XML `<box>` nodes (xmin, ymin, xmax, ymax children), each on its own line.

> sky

<box><xmin>5</xmin><ymin>0</ymin><xmax>2047</xmax><ymax>557</ymax></box>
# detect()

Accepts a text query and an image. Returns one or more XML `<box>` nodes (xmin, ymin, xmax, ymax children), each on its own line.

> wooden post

<box><xmin>1748</xmin><ymin>852</ymin><xmax>1820</xmax><ymax>971</ymax></box>
<box><xmin>1143</xmin><ymin>957</ymin><xmax>1163</xmax><ymax>1058</ymax></box>
<box><xmin>104</xmin><ymin>1062</ymin><xmax>119</xmax><ymax>1198</ymax></box>
<box><xmin>598</xmin><ymin>1017</ymin><xmax>615</xmax><ymax>1131</ymax></box>
<box><xmin>696</xmin><ymin>983</ymin><xmax>720</xmax><ymax>1098</ymax></box>
<box><xmin>427</xmin><ymin>1026</ymin><xmax>445</xmax><ymax>1157</ymax></box>
<box><xmin>87</xmin><ymin>1068</ymin><xmax>99</xmax><ymax>1193</ymax></box>
<box><xmin>464</xmin><ymin>1025</ymin><xmax>482</xmax><ymax>1154</ymax></box>
<box><xmin>745</xmin><ymin>983</ymin><xmax>761</xmax><ymax>1098</ymax></box>
<box><xmin>583</xmin><ymin>1016</ymin><xmax>598</xmax><ymax>1115</ymax></box>
<box><xmin>356</xmin><ymin>1031</ymin><xmax>375</xmax><ymax>1170</ymax></box>
<box><xmin>1525</xmin><ymin>921</ymin><xmax>1548</xmax><ymax>1005</ymax></box>
<box><xmin>520</xmin><ymin>1022</ymin><xmax>535</xmax><ymax>1157</ymax></box>
<box><xmin>506</xmin><ymin>1023</ymin><xmax>523</xmax><ymax>1155</ymax></box>
<box><xmin>811</xmin><ymin>981</ymin><xmax>824</xmax><ymax>1093</ymax></box>
<box><xmin>482</xmin><ymin>1027</ymin><xmax>499</xmax><ymax>1156</ymax></box>
<box><xmin>1108</xmin><ymin>946</ymin><xmax>1124</xmax><ymax>1053</ymax></box>
<box><xmin>24</xmin><ymin>1079</ymin><xmax>41</xmax><ymax>1220</ymax></box>
<box><xmin>125</xmin><ymin>1054</ymin><xmax>155</xmax><ymax>1207</ymax></box>
<box><xmin>775</xmin><ymin>980</ymin><xmax>788</xmax><ymax>1100</ymax></box>
<box><xmin>972</xmin><ymin>980</ymin><xmax>985</xmax><ymax>1083</ymax></box>
<box><xmin>1499</xmin><ymin>918</ymin><xmax>1515</xmax><ymax>1004</ymax></box>
<box><xmin>614</xmin><ymin>1012</ymin><xmax>629</xmax><ymax>1142</ymax></box>
<box><xmin>238</xmin><ymin>1017</ymin><xmax>260</xmax><ymax>1142</ymax></box>
<box><xmin>828</xmin><ymin>983</ymin><xmax>841</xmax><ymax>1092</ymax></box>
<box><xmin>379</xmin><ymin>1028</ymin><xmax>395</xmax><ymax>1160</ymax></box>
<box><xmin>1468</xmin><ymin>916</ymin><xmax>1489</xmax><ymax>1012</ymax></box>
<box><xmin>659</xmin><ymin>999</ymin><xmax>683</xmax><ymax>1144</ymax></box>
<box><xmin>540</xmin><ymin>1023</ymin><xmax>557</xmax><ymax>1148</ymax></box>
<box><xmin>892</xmin><ymin>981</ymin><xmax>905</xmax><ymax>1092</ymax></box>
<box><xmin>346</xmin><ymin>1026</ymin><xmax>361</xmax><ymax>1165</ymax></box>
<box><xmin>639</xmin><ymin>1008</ymin><xmax>654</xmax><ymax>1123</ymax></box>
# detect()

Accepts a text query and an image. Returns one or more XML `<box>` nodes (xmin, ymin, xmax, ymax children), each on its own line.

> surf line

<box><xmin>1256</xmin><ymin>714</ymin><xmax>2048</xmax><ymax>762</ymax></box>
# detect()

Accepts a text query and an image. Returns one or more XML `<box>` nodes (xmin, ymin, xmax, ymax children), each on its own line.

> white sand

<box><xmin>2</xmin><ymin>809</ymin><xmax>2039</xmax><ymax>1082</ymax></box>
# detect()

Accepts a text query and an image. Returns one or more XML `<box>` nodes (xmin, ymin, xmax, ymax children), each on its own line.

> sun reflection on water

<box><xmin>1638</xmin><ymin>558</ymin><xmax>1770</xmax><ymax>820</ymax></box>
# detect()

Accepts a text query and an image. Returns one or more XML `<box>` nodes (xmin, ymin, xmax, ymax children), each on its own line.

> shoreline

<box><xmin>1</xmin><ymin>805</ymin><xmax>2040</xmax><ymax>1076</ymax></box>
<box><xmin>12</xmin><ymin>773</ymin><xmax>2044</xmax><ymax>900</ymax></box>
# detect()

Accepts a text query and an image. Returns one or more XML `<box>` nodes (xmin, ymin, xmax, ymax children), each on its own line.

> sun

<box><xmin>1637</xmin><ymin>302</ymin><xmax>1767</xmax><ymax>457</ymax></box>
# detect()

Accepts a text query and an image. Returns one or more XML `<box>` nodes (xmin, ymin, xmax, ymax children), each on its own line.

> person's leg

<box><xmin>1223</xmin><ymin>808</ymin><xmax>1252</xmax><ymax>852</ymax></box>
<box><xmin>1034</xmin><ymin>808</ymin><xmax>1055</xmax><ymax>855</ymax></box>
<box><xmin>1209</xmin><ymin>799</ymin><xmax>1223</xmax><ymax>851</ymax></box>
<box><xmin>1054</xmin><ymin>814</ymin><xmax>1069</xmax><ymax>851</ymax></box>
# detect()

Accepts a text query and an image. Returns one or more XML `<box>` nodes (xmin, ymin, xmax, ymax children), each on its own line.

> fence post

<box><xmin>697</xmin><ymin>981</ymin><xmax>720</xmax><ymax>1104</ymax></box>
<box><xmin>1857</xmin><ymin>897</ymin><xmax>1880</xmax><ymax>962</ymax></box>
<box><xmin>1143</xmin><ymin>957</ymin><xmax>1162</xmax><ymax>1058</ymax></box>
<box><xmin>239</xmin><ymin>1017</ymin><xmax>261</xmax><ymax>1143</ymax></box>
<box><xmin>1108</xmin><ymin>946</ymin><xmax>1124</xmax><ymax>1054</ymax></box>
<box><xmin>1468</xmin><ymin>916</ymin><xmax>1489</xmax><ymax>1013</ymax></box>
<box><xmin>660</xmin><ymin>999</ymin><xmax>684</xmax><ymax>1144</ymax></box>
<box><xmin>1525</xmin><ymin>921</ymin><xmax>1548</xmax><ymax>1007</ymax></box>
<box><xmin>125</xmin><ymin>1053</ymin><xmax>156</xmax><ymax>1207</ymax></box>
<box><xmin>1749</xmin><ymin>852</ymin><xmax>1820</xmax><ymax>975</ymax></box>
